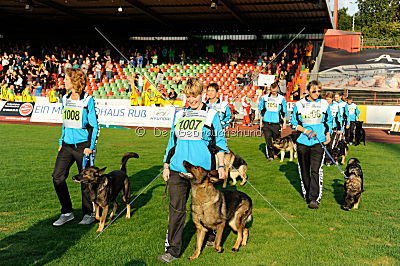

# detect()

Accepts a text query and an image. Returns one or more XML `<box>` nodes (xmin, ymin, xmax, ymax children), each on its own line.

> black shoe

<box><xmin>308</xmin><ymin>200</ymin><xmax>319</xmax><ymax>209</ymax></box>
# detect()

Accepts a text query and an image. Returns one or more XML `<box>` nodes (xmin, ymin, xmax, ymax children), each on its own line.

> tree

<box><xmin>358</xmin><ymin>0</ymin><xmax>399</xmax><ymax>28</ymax></box>
<box><xmin>338</xmin><ymin>8</ymin><xmax>352</xmax><ymax>31</ymax></box>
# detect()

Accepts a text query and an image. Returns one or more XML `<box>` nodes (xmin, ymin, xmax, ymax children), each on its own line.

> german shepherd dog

<box><xmin>327</xmin><ymin>140</ymin><xmax>348</xmax><ymax>166</ymax></box>
<box><xmin>273</xmin><ymin>132</ymin><xmax>300</xmax><ymax>162</ymax></box>
<box><xmin>354</xmin><ymin>121</ymin><xmax>366</xmax><ymax>146</ymax></box>
<box><xmin>343</xmin><ymin>158</ymin><xmax>364</xmax><ymax>211</ymax></box>
<box><xmin>72</xmin><ymin>152</ymin><xmax>139</xmax><ymax>232</ymax></box>
<box><xmin>181</xmin><ymin>161</ymin><xmax>252</xmax><ymax>260</ymax></box>
<box><xmin>222</xmin><ymin>149</ymin><xmax>248</xmax><ymax>188</ymax></box>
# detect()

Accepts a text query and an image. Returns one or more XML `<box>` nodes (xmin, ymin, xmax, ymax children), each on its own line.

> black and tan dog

<box><xmin>72</xmin><ymin>152</ymin><xmax>139</xmax><ymax>232</ymax></box>
<box><xmin>343</xmin><ymin>158</ymin><xmax>364</xmax><ymax>211</ymax></box>
<box><xmin>221</xmin><ymin>149</ymin><xmax>248</xmax><ymax>188</ymax></box>
<box><xmin>273</xmin><ymin>132</ymin><xmax>300</xmax><ymax>162</ymax></box>
<box><xmin>327</xmin><ymin>140</ymin><xmax>348</xmax><ymax>166</ymax></box>
<box><xmin>181</xmin><ymin>161</ymin><xmax>252</xmax><ymax>260</ymax></box>
<box><xmin>354</xmin><ymin>121</ymin><xmax>366</xmax><ymax>146</ymax></box>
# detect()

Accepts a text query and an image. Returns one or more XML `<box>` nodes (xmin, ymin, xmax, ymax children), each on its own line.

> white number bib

<box><xmin>62</xmin><ymin>99</ymin><xmax>84</xmax><ymax>129</ymax></box>
<box><xmin>265</xmin><ymin>97</ymin><xmax>279</xmax><ymax>112</ymax></box>
<box><xmin>330</xmin><ymin>104</ymin><xmax>338</xmax><ymax>118</ymax></box>
<box><xmin>301</xmin><ymin>102</ymin><xmax>323</xmax><ymax>125</ymax></box>
<box><xmin>175</xmin><ymin>110</ymin><xmax>207</xmax><ymax>140</ymax></box>
<box><xmin>348</xmin><ymin>106</ymin><xmax>356</xmax><ymax>115</ymax></box>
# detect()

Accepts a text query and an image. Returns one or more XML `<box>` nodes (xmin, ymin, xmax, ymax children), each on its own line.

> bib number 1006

<box><xmin>63</xmin><ymin>109</ymin><xmax>81</xmax><ymax>121</ymax></box>
<box><xmin>177</xmin><ymin>119</ymin><xmax>203</xmax><ymax>130</ymax></box>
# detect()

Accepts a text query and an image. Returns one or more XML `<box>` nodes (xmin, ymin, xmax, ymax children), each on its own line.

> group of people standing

<box><xmin>49</xmin><ymin>67</ymin><xmax>359</xmax><ymax>263</ymax></box>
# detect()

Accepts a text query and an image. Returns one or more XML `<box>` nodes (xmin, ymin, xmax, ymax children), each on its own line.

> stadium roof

<box><xmin>1</xmin><ymin>0</ymin><xmax>333</xmax><ymax>35</ymax></box>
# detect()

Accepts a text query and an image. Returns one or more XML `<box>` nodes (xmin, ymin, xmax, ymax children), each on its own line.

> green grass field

<box><xmin>0</xmin><ymin>124</ymin><xmax>399</xmax><ymax>265</ymax></box>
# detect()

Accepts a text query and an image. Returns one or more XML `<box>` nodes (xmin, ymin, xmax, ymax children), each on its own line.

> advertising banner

<box><xmin>0</xmin><ymin>101</ymin><xmax>35</xmax><ymax>122</ymax></box>
<box><xmin>30</xmin><ymin>102</ymin><xmax>176</xmax><ymax>128</ymax></box>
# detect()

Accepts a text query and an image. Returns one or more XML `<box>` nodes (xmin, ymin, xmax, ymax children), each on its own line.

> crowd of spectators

<box><xmin>0</xmin><ymin>40</ymin><xmax>316</xmax><ymax>102</ymax></box>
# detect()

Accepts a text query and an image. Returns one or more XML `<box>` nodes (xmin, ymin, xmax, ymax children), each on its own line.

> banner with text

<box><xmin>0</xmin><ymin>101</ymin><xmax>35</xmax><ymax>122</ymax></box>
<box><xmin>30</xmin><ymin>102</ymin><xmax>176</xmax><ymax>128</ymax></box>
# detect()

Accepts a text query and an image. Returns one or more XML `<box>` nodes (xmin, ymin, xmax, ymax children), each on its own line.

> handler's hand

<box><xmin>83</xmin><ymin>148</ymin><xmax>93</xmax><ymax>156</ymax></box>
<box><xmin>337</xmin><ymin>131</ymin><xmax>343</xmax><ymax>134</ymax></box>
<box><xmin>218</xmin><ymin>167</ymin><xmax>225</xmax><ymax>180</ymax></box>
<box><xmin>163</xmin><ymin>168</ymin><xmax>170</xmax><ymax>182</ymax></box>
<box><xmin>58</xmin><ymin>145</ymin><xmax>62</xmax><ymax>151</ymax></box>
<box><xmin>346</xmin><ymin>125</ymin><xmax>350</xmax><ymax>129</ymax></box>
<box><xmin>323</xmin><ymin>134</ymin><xmax>331</xmax><ymax>145</ymax></box>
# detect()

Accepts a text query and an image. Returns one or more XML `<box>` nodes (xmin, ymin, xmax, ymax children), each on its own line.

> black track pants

<box><xmin>297</xmin><ymin>143</ymin><xmax>325</xmax><ymax>203</ymax></box>
<box><xmin>262</xmin><ymin>123</ymin><xmax>281</xmax><ymax>159</ymax></box>
<box><xmin>52</xmin><ymin>142</ymin><xmax>93</xmax><ymax>215</ymax></box>
<box><xmin>165</xmin><ymin>170</ymin><xmax>191</xmax><ymax>258</ymax></box>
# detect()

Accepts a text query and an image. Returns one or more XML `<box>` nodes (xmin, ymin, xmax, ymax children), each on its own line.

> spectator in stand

<box><xmin>161</xmin><ymin>47</ymin><xmax>168</xmax><ymax>64</ymax></box>
<box><xmin>151</xmin><ymin>52</ymin><xmax>158</xmax><ymax>66</ymax></box>
<box><xmin>179</xmin><ymin>50</ymin><xmax>186</xmax><ymax>65</ymax></box>
<box><xmin>94</xmin><ymin>61</ymin><xmax>102</xmax><ymax>82</ymax></box>
<box><xmin>136</xmin><ymin>54</ymin><xmax>143</xmax><ymax>68</ymax></box>
<box><xmin>287</xmin><ymin>60</ymin><xmax>298</xmax><ymax>82</ymax></box>
<box><xmin>305</xmin><ymin>41</ymin><xmax>313</xmax><ymax>69</ymax></box>
<box><xmin>168</xmin><ymin>47</ymin><xmax>175</xmax><ymax>63</ymax></box>
<box><xmin>168</xmin><ymin>88</ymin><xmax>177</xmax><ymax>100</ymax></box>
<box><xmin>241</xmin><ymin>91</ymin><xmax>252</xmax><ymax>127</ymax></box>
<box><xmin>105</xmin><ymin>61</ymin><xmax>113</xmax><ymax>80</ymax></box>
<box><xmin>278</xmin><ymin>74</ymin><xmax>287</xmax><ymax>96</ymax></box>
<box><xmin>137</xmin><ymin>74</ymin><xmax>144</xmax><ymax>94</ymax></box>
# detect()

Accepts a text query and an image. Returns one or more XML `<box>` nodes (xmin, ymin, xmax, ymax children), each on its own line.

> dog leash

<box><xmin>222</xmin><ymin>156</ymin><xmax>306</xmax><ymax>239</ymax></box>
<box><xmin>312</xmin><ymin>134</ymin><xmax>350</xmax><ymax>180</ymax></box>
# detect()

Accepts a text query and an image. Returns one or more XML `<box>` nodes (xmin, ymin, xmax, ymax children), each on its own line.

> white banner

<box><xmin>0</xmin><ymin>101</ymin><xmax>6</xmax><ymax>110</ymax></box>
<box><xmin>30</xmin><ymin>102</ymin><xmax>176</xmax><ymax>128</ymax></box>
<box><xmin>257</xmin><ymin>74</ymin><xmax>275</xmax><ymax>87</ymax></box>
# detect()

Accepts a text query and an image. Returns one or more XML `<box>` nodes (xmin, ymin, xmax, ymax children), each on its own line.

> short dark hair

<box><xmin>347</xmin><ymin>96</ymin><xmax>353</xmax><ymax>100</ymax></box>
<box><xmin>270</xmin><ymin>82</ymin><xmax>279</xmax><ymax>89</ymax></box>
<box><xmin>207</xmin><ymin>83</ymin><xmax>219</xmax><ymax>92</ymax></box>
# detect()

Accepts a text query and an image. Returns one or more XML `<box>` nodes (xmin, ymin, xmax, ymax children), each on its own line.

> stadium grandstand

<box><xmin>0</xmin><ymin>0</ymin><xmax>399</xmax><ymax>127</ymax></box>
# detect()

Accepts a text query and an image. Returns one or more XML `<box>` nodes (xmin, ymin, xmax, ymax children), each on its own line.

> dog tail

<box><xmin>120</xmin><ymin>152</ymin><xmax>139</xmax><ymax>173</ymax></box>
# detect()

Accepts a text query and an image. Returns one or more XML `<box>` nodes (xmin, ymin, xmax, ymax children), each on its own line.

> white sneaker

<box><xmin>53</xmin><ymin>213</ymin><xmax>74</xmax><ymax>226</ymax></box>
<box><xmin>78</xmin><ymin>214</ymin><xmax>96</xmax><ymax>225</ymax></box>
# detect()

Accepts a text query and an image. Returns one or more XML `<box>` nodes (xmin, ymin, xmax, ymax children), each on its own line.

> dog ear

<box><xmin>208</xmin><ymin>170</ymin><xmax>219</xmax><ymax>178</ymax></box>
<box><xmin>98</xmin><ymin>167</ymin><xmax>107</xmax><ymax>175</ymax></box>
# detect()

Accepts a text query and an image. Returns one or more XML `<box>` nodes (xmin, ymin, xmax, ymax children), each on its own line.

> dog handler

<box><xmin>52</xmin><ymin>68</ymin><xmax>99</xmax><ymax>226</ymax></box>
<box><xmin>290</xmin><ymin>80</ymin><xmax>332</xmax><ymax>209</ymax></box>
<box><xmin>159</xmin><ymin>78</ymin><xmax>228</xmax><ymax>263</ymax></box>
<box><xmin>258</xmin><ymin>82</ymin><xmax>287</xmax><ymax>161</ymax></box>
<box><xmin>205</xmin><ymin>83</ymin><xmax>232</xmax><ymax>128</ymax></box>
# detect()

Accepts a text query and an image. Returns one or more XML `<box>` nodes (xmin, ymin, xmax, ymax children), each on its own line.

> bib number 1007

<box><xmin>177</xmin><ymin>119</ymin><xmax>203</xmax><ymax>131</ymax></box>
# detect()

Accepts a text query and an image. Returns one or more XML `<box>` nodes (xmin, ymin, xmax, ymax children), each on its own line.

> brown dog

<box><xmin>72</xmin><ymin>152</ymin><xmax>139</xmax><ymax>232</ymax></box>
<box><xmin>221</xmin><ymin>149</ymin><xmax>248</xmax><ymax>188</ymax></box>
<box><xmin>181</xmin><ymin>161</ymin><xmax>252</xmax><ymax>260</ymax></box>
<box><xmin>343</xmin><ymin>158</ymin><xmax>364</xmax><ymax>211</ymax></box>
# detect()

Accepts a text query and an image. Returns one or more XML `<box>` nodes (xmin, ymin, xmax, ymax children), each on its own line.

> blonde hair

<box><xmin>65</xmin><ymin>68</ymin><xmax>88</xmax><ymax>94</ymax></box>
<box><xmin>324</xmin><ymin>92</ymin><xmax>333</xmax><ymax>99</ymax></box>
<box><xmin>183</xmin><ymin>78</ymin><xmax>203</xmax><ymax>97</ymax></box>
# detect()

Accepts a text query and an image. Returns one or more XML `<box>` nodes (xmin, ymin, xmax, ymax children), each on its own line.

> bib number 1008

<box><xmin>63</xmin><ymin>109</ymin><xmax>81</xmax><ymax>121</ymax></box>
<box><xmin>177</xmin><ymin>119</ymin><xmax>203</xmax><ymax>130</ymax></box>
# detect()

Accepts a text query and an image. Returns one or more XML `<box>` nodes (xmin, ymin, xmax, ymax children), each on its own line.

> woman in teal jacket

<box><xmin>158</xmin><ymin>78</ymin><xmax>228</xmax><ymax>263</ymax></box>
<box><xmin>52</xmin><ymin>68</ymin><xmax>99</xmax><ymax>227</ymax></box>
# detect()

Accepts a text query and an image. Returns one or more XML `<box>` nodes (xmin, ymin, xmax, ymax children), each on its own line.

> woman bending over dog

<box><xmin>52</xmin><ymin>68</ymin><xmax>99</xmax><ymax>226</ymax></box>
<box><xmin>158</xmin><ymin>78</ymin><xmax>228</xmax><ymax>263</ymax></box>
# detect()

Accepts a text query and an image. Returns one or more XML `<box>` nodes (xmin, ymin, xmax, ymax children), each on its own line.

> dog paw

<box><xmin>188</xmin><ymin>256</ymin><xmax>198</xmax><ymax>261</ymax></box>
<box><xmin>96</xmin><ymin>229</ymin><xmax>103</xmax><ymax>233</ymax></box>
<box><xmin>232</xmin><ymin>248</ymin><xmax>239</xmax><ymax>253</ymax></box>
<box><xmin>215</xmin><ymin>247</ymin><xmax>224</xmax><ymax>253</ymax></box>
<box><xmin>125</xmin><ymin>215</ymin><xmax>131</xmax><ymax>219</ymax></box>
<box><xmin>280</xmin><ymin>160</ymin><xmax>284</xmax><ymax>162</ymax></box>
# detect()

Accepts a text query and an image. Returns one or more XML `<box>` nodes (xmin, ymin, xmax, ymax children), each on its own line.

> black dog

<box><xmin>354</xmin><ymin>121</ymin><xmax>366</xmax><ymax>146</ymax></box>
<box><xmin>327</xmin><ymin>140</ymin><xmax>348</xmax><ymax>166</ymax></box>
<box><xmin>72</xmin><ymin>152</ymin><xmax>139</xmax><ymax>232</ymax></box>
<box><xmin>343</xmin><ymin>158</ymin><xmax>364</xmax><ymax>211</ymax></box>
